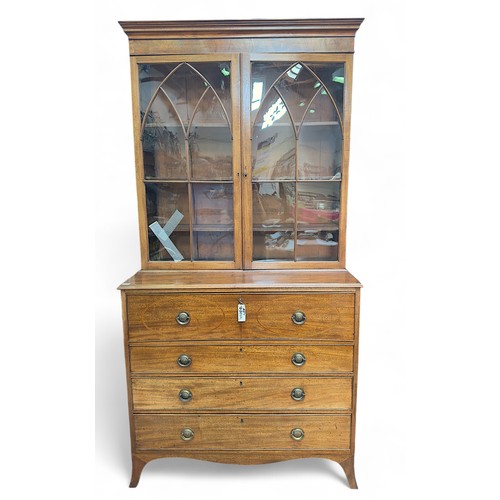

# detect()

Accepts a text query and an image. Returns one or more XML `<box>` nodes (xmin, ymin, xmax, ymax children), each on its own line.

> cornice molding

<box><xmin>119</xmin><ymin>18</ymin><xmax>364</xmax><ymax>40</ymax></box>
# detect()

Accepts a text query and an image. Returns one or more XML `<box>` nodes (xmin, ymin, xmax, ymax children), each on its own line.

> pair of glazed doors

<box><xmin>133</xmin><ymin>53</ymin><xmax>353</xmax><ymax>269</ymax></box>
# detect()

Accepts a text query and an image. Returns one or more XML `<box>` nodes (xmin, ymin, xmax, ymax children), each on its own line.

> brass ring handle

<box><xmin>290</xmin><ymin>428</ymin><xmax>305</xmax><ymax>441</ymax></box>
<box><xmin>291</xmin><ymin>387</ymin><xmax>306</xmax><ymax>401</ymax></box>
<box><xmin>291</xmin><ymin>352</ymin><xmax>306</xmax><ymax>366</ymax></box>
<box><xmin>291</xmin><ymin>311</ymin><xmax>306</xmax><ymax>325</ymax></box>
<box><xmin>177</xmin><ymin>354</ymin><xmax>192</xmax><ymax>367</ymax></box>
<box><xmin>178</xmin><ymin>388</ymin><xmax>193</xmax><ymax>402</ymax></box>
<box><xmin>180</xmin><ymin>428</ymin><xmax>194</xmax><ymax>441</ymax></box>
<box><xmin>176</xmin><ymin>311</ymin><xmax>190</xmax><ymax>325</ymax></box>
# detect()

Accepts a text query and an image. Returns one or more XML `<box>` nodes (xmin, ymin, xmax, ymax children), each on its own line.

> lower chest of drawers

<box><xmin>121</xmin><ymin>287</ymin><xmax>360</xmax><ymax>484</ymax></box>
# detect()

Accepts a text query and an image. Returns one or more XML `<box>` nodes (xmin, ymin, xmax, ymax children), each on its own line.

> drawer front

<box><xmin>130</xmin><ymin>344</ymin><xmax>354</xmax><ymax>374</ymax></box>
<box><xmin>127</xmin><ymin>294</ymin><xmax>238</xmax><ymax>342</ymax></box>
<box><xmin>243</xmin><ymin>293</ymin><xmax>355</xmax><ymax>340</ymax></box>
<box><xmin>135</xmin><ymin>414</ymin><xmax>351</xmax><ymax>450</ymax></box>
<box><xmin>127</xmin><ymin>292</ymin><xmax>355</xmax><ymax>342</ymax></box>
<box><xmin>132</xmin><ymin>377</ymin><xmax>352</xmax><ymax>411</ymax></box>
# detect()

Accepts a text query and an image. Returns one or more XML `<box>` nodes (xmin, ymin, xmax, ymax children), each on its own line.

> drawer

<box><xmin>127</xmin><ymin>294</ymin><xmax>238</xmax><ymax>342</ymax></box>
<box><xmin>243</xmin><ymin>293</ymin><xmax>355</xmax><ymax>340</ymax></box>
<box><xmin>135</xmin><ymin>414</ymin><xmax>351</xmax><ymax>450</ymax></box>
<box><xmin>132</xmin><ymin>376</ymin><xmax>352</xmax><ymax>411</ymax></box>
<box><xmin>130</xmin><ymin>344</ymin><xmax>354</xmax><ymax>374</ymax></box>
<box><xmin>127</xmin><ymin>293</ymin><xmax>355</xmax><ymax>341</ymax></box>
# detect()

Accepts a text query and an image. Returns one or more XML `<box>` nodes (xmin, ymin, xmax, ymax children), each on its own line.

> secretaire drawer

<box><xmin>135</xmin><ymin>414</ymin><xmax>351</xmax><ymax>450</ymax></box>
<box><xmin>132</xmin><ymin>376</ymin><xmax>352</xmax><ymax>411</ymax></box>
<box><xmin>127</xmin><ymin>292</ymin><xmax>355</xmax><ymax>341</ymax></box>
<box><xmin>130</xmin><ymin>344</ymin><xmax>354</xmax><ymax>374</ymax></box>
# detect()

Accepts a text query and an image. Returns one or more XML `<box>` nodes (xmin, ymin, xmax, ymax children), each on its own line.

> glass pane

<box><xmin>252</xmin><ymin>182</ymin><xmax>295</xmax><ymax>227</ymax></box>
<box><xmin>252</xmin><ymin>88</ymin><xmax>296</xmax><ymax>180</ymax></box>
<box><xmin>189</xmin><ymin>89</ymin><xmax>232</xmax><ymax>180</ymax></box>
<box><xmin>160</xmin><ymin>64</ymin><xmax>207</xmax><ymax>128</ymax></box>
<box><xmin>142</xmin><ymin>90</ymin><xmax>186</xmax><ymax>180</ymax></box>
<box><xmin>307</xmin><ymin>63</ymin><xmax>345</xmax><ymax>119</ymax></box>
<box><xmin>251</xmin><ymin>62</ymin><xmax>292</xmax><ymax>124</ymax></box>
<box><xmin>192</xmin><ymin>183</ymin><xmax>233</xmax><ymax>226</ymax></box>
<box><xmin>274</xmin><ymin>63</ymin><xmax>321</xmax><ymax>128</ymax></box>
<box><xmin>139</xmin><ymin>63</ymin><xmax>176</xmax><ymax>116</ymax></box>
<box><xmin>253</xmin><ymin>230</ymin><xmax>294</xmax><ymax>261</ymax></box>
<box><xmin>145</xmin><ymin>183</ymin><xmax>191</xmax><ymax>261</ymax></box>
<box><xmin>193</xmin><ymin>231</ymin><xmax>234</xmax><ymax>261</ymax></box>
<box><xmin>298</xmin><ymin>91</ymin><xmax>342</xmax><ymax>180</ymax></box>
<box><xmin>297</xmin><ymin>229</ymin><xmax>338</xmax><ymax>261</ymax></box>
<box><xmin>192</xmin><ymin>62</ymin><xmax>232</xmax><ymax>124</ymax></box>
<box><xmin>297</xmin><ymin>182</ymin><xmax>340</xmax><ymax>225</ymax></box>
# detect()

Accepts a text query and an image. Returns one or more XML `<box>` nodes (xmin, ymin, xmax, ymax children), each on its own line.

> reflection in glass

<box><xmin>189</xmin><ymin>90</ymin><xmax>232</xmax><ymax>180</ymax></box>
<box><xmin>193</xmin><ymin>231</ymin><xmax>234</xmax><ymax>261</ymax></box>
<box><xmin>139</xmin><ymin>63</ymin><xmax>176</xmax><ymax>116</ymax></box>
<box><xmin>297</xmin><ymin>229</ymin><xmax>338</xmax><ymax>261</ymax></box>
<box><xmin>274</xmin><ymin>63</ymin><xmax>321</xmax><ymax>129</ymax></box>
<box><xmin>159</xmin><ymin>64</ymin><xmax>207</xmax><ymax>128</ymax></box>
<box><xmin>308</xmin><ymin>63</ymin><xmax>345</xmax><ymax>120</ymax></box>
<box><xmin>298</xmin><ymin>81</ymin><xmax>342</xmax><ymax>180</ymax></box>
<box><xmin>252</xmin><ymin>182</ymin><xmax>295</xmax><ymax>226</ymax></box>
<box><xmin>192</xmin><ymin>62</ymin><xmax>232</xmax><ymax>124</ymax></box>
<box><xmin>250</xmin><ymin>61</ymin><xmax>345</xmax><ymax>262</ymax></box>
<box><xmin>253</xmin><ymin>230</ymin><xmax>294</xmax><ymax>261</ymax></box>
<box><xmin>142</xmin><ymin>90</ymin><xmax>186</xmax><ymax>179</ymax></box>
<box><xmin>297</xmin><ymin>182</ymin><xmax>340</xmax><ymax>225</ymax></box>
<box><xmin>192</xmin><ymin>184</ymin><xmax>233</xmax><ymax>225</ymax></box>
<box><xmin>252</xmin><ymin>89</ymin><xmax>295</xmax><ymax>180</ymax></box>
<box><xmin>251</xmin><ymin>62</ymin><xmax>291</xmax><ymax>124</ymax></box>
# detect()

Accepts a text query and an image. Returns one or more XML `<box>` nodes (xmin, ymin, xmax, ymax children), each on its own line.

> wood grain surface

<box><xmin>131</xmin><ymin>376</ymin><xmax>352</xmax><ymax>411</ymax></box>
<box><xmin>135</xmin><ymin>414</ymin><xmax>351</xmax><ymax>450</ymax></box>
<box><xmin>127</xmin><ymin>292</ymin><xmax>355</xmax><ymax>341</ymax></box>
<box><xmin>130</xmin><ymin>344</ymin><xmax>354</xmax><ymax>374</ymax></box>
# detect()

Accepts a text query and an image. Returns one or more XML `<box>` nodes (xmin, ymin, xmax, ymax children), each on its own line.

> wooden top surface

<box><xmin>119</xmin><ymin>269</ymin><xmax>362</xmax><ymax>291</ymax></box>
<box><xmin>119</xmin><ymin>19</ymin><xmax>364</xmax><ymax>40</ymax></box>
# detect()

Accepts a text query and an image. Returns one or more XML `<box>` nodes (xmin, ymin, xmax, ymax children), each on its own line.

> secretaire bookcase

<box><xmin>118</xmin><ymin>18</ymin><xmax>363</xmax><ymax>488</ymax></box>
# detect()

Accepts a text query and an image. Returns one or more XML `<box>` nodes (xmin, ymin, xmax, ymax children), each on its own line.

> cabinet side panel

<box><xmin>121</xmin><ymin>291</ymin><xmax>137</xmax><ymax>454</ymax></box>
<box><xmin>350</xmin><ymin>288</ymin><xmax>361</xmax><ymax>452</ymax></box>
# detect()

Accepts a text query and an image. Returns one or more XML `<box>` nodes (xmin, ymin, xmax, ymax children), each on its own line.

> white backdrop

<box><xmin>2</xmin><ymin>1</ymin><xmax>499</xmax><ymax>499</ymax></box>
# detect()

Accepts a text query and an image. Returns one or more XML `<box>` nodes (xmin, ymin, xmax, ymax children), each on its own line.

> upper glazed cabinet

<box><xmin>123</xmin><ymin>19</ymin><xmax>361</xmax><ymax>270</ymax></box>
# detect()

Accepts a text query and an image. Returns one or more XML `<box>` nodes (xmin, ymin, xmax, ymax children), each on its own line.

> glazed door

<box><xmin>133</xmin><ymin>55</ymin><xmax>242</xmax><ymax>269</ymax></box>
<box><xmin>242</xmin><ymin>54</ymin><xmax>353</xmax><ymax>269</ymax></box>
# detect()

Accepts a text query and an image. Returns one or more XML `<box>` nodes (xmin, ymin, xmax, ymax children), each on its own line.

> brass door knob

<box><xmin>180</xmin><ymin>428</ymin><xmax>194</xmax><ymax>441</ymax></box>
<box><xmin>178</xmin><ymin>389</ymin><xmax>193</xmax><ymax>402</ymax></box>
<box><xmin>291</xmin><ymin>387</ymin><xmax>306</xmax><ymax>401</ymax></box>
<box><xmin>176</xmin><ymin>311</ymin><xmax>190</xmax><ymax>325</ymax></box>
<box><xmin>291</xmin><ymin>311</ymin><xmax>306</xmax><ymax>325</ymax></box>
<box><xmin>290</xmin><ymin>428</ymin><xmax>305</xmax><ymax>441</ymax></box>
<box><xmin>177</xmin><ymin>354</ymin><xmax>192</xmax><ymax>367</ymax></box>
<box><xmin>291</xmin><ymin>352</ymin><xmax>306</xmax><ymax>366</ymax></box>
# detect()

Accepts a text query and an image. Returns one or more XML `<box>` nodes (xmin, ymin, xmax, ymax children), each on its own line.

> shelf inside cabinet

<box><xmin>144</xmin><ymin>123</ymin><xmax>230</xmax><ymax>128</ymax></box>
<box><xmin>253</xmin><ymin>224</ymin><xmax>295</xmax><ymax>231</ymax></box>
<box><xmin>148</xmin><ymin>224</ymin><xmax>234</xmax><ymax>232</ymax></box>
<box><xmin>144</xmin><ymin>179</ymin><xmax>234</xmax><ymax>183</ymax></box>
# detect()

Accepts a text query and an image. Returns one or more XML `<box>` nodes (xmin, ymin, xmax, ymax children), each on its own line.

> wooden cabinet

<box><xmin>119</xmin><ymin>19</ymin><xmax>363</xmax><ymax>488</ymax></box>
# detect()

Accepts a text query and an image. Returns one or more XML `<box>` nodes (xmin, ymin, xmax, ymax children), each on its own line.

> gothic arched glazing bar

<box><xmin>139</xmin><ymin>62</ymin><xmax>184</xmax><ymax>139</ymax></box>
<box><xmin>300</xmin><ymin>62</ymin><xmax>344</xmax><ymax>136</ymax></box>
<box><xmin>183</xmin><ymin>63</ymin><xmax>233</xmax><ymax>138</ymax></box>
<box><xmin>251</xmin><ymin>62</ymin><xmax>302</xmax><ymax>130</ymax></box>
